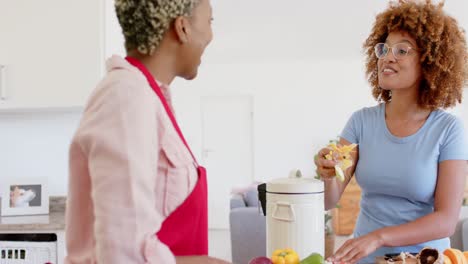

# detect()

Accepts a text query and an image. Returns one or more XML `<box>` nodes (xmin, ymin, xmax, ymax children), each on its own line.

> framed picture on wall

<box><xmin>0</xmin><ymin>179</ymin><xmax>49</xmax><ymax>216</ymax></box>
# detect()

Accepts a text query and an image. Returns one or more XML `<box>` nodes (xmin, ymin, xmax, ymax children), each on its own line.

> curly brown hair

<box><xmin>363</xmin><ymin>0</ymin><xmax>468</xmax><ymax>110</ymax></box>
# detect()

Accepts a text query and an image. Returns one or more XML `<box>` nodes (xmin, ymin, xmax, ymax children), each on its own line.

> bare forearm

<box><xmin>318</xmin><ymin>138</ymin><xmax>358</xmax><ymax>211</ymax></box>
<box><xmin>376</xmin><ymin>211</ymin><xmax>456</xmax><ymax>248</ymax></box>
<box><xmin>324</xmin><ymin>179</ymin><xmax>341</xmax><ymax>210</ymax></box>
<box><xmin>324</xmin><ymin>174</ymin><xmax>353</xmax><ymax>210</ymax></box>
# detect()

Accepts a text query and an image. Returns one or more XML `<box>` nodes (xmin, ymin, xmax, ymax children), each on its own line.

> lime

<box><xmin>300</xmin><ymin>253</ymin><xmax>324</xmax><ymax>264</ymax></box>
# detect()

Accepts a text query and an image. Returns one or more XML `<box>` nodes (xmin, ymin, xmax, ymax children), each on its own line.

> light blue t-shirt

<box><xmin>341</xmin><ymin>103</ymin><xmax>468</xmax><ymax>264</ymax></box>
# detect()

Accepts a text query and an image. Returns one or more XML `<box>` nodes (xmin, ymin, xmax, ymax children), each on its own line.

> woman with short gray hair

<box><xmin>65</xmin><ymin>0</ymin><xmax>228</xmax><ymax>263</ymax></box>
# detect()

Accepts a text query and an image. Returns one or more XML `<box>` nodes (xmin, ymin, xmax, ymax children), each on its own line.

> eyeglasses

<box><xmin>374</xmin><ymin>43</ymin><xmax>417</xmax><ymax>59</ymax></box>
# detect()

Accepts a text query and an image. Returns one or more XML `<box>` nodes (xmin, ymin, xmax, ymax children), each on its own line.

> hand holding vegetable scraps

<box><xmin>314</xmin><ymin>141</ymin><xmax>357</xmax><ymax>182</ymax></box>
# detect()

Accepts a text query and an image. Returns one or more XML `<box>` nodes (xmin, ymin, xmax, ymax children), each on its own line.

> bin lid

<box><xmin>266</xmin><ymin>169</ymin><xmax>324</xmax><ymax>194</ymax></box>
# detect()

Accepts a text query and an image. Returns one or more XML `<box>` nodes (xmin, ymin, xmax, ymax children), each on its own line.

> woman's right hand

<box><xmin>316</xmin><ymin>139</ymin><xmax>359</xmax><ymax>210</ymax></box>
<box><xmin>314</xmin><ymin>147</ymin><xmax>338</xmax><ymax>181</ymax></box>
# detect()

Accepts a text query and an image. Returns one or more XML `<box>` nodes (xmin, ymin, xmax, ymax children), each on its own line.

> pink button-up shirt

<box><xmin>65</xmin><ymin>55</ymin><xmax>198</xmax><ymax>264</ymax></box>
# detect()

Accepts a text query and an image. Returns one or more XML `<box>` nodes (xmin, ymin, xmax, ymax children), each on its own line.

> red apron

<box><xmin>126</xmin><ymin>57</ymin><xmax>208</xmax><ymax>256</ymax></box>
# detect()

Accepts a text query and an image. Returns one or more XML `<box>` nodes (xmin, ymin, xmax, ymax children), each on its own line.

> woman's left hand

<box><xmin>328</xmin><ymin>232</ymin><xmax>384</xmax><ymax>264</ymax></box>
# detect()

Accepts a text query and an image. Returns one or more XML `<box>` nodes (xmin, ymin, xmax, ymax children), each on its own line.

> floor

<box><xmin>209</xmin><ymin>229</ymin><xmax>350</xmax><ymax>263</ymax></box>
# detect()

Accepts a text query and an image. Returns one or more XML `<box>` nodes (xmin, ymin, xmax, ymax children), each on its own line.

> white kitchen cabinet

<box><xmin>0</xmin><ymin>0</ymin><xmax>107</xmax><ymax>110</ymax></box>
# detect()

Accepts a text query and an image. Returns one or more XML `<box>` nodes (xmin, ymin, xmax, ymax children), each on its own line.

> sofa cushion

<box><xmin>230</xmin><ymin>194</ymin><xmax>246</xmax><ymax>209</ymax></box>
<box><xmin>244</xmin><ymin>189</ymin><xmax>259</xmax><ymax>207</ymax></box>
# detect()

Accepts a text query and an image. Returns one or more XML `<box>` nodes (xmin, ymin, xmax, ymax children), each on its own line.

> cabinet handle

<box><xmin>0</xmin><ymin>65</ymin><xmax>6</xmax><ymax>100</ymax></box>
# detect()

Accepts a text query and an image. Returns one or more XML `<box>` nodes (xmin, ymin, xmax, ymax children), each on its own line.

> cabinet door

<box><xmin>0</xmin><ymin>0</ymin><xmax>104</xmax><ymax>109</ymax></box>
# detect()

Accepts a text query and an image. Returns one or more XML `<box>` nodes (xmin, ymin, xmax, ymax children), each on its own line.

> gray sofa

<box><xmin>229</xmin><ymin>189</ymin><xmax>266</xmax><ymax>264</ymax></box>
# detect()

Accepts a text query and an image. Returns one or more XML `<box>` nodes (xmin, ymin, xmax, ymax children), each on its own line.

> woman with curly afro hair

<box><xmin>315</xmin><ymin>1</ymin><xmax>468</xmax><ymax>263</ymax></box>
<box><xmin>65</xmin><ymin>0</ymin><xmax>228</xmax><ymax>263</ymax></box>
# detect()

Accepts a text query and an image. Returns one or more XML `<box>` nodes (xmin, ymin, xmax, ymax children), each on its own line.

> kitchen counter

<box><xmin>0</xmin><ymin>196</ymin><xmax>66</xmax><ymax>231</ymax></box>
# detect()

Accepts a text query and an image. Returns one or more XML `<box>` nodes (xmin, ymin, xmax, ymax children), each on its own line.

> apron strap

<box><xmin>125</xmin><ymin>57</ymin><xmax>198</xmax><ymax>164</ymax></box>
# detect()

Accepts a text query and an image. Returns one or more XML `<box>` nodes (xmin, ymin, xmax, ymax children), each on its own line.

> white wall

<box><xmin>0</xmin><ymin>110</ymin><xmax>81</xmax><ymax>196</ymax></box>
<box><xmin>1</xmin><ymin>64</ymin><xmax>465</xmax><ymax>196</ymax></box>
<box><xmin>1</xmin><ymin>0</ymin><xmax>468</xmax><ymax>196</ymax></box>
<box><xmin>172</xmin><ymin>0</ymin><xmax>468</xmax><ymax>182</ymax></box>
<box><xmin>172</xmin><ymin>59</ymin><xmax>374</xmax><ymax>181</ymax></box>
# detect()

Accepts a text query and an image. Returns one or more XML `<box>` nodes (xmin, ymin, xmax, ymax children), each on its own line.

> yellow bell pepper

<box><xmin>271</xmin><ymin>248</ymin><xmax>300</xmax><ymax>264</ymax></box>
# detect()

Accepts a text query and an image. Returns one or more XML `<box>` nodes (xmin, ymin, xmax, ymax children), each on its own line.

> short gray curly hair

<box><xmin>115</xmin><ymin>0</ymin><xmax>199</xmax><ymax>55</ymax></box>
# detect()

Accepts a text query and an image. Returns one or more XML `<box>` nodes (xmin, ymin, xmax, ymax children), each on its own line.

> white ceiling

<box><xmin>204</xmin><ymin>0</ymin><xmax>468</xmax><ymax>63</ymax></box>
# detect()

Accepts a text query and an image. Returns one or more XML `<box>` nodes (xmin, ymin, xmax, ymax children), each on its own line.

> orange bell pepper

<box><xmin>271</xmin><ymin>248</ymin><xmax>300</xmax><ymax>264</ymax></box>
